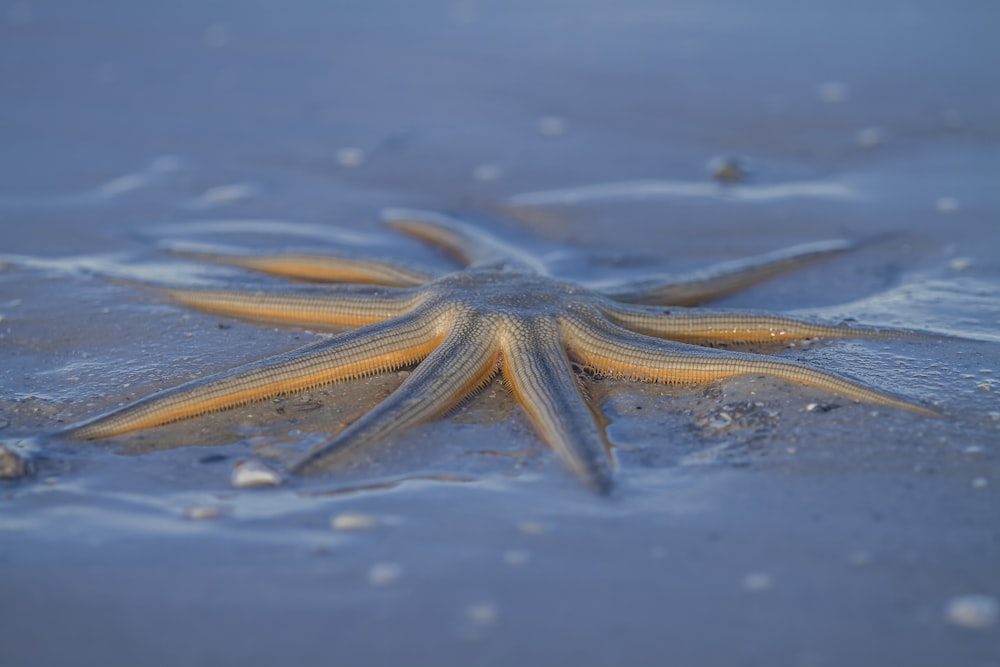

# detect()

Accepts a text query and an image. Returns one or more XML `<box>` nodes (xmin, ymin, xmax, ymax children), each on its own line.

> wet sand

<box><xmin>2</xmin><ymin>1</ymin><xmax>999</xmax><ymax>665</ymax></box>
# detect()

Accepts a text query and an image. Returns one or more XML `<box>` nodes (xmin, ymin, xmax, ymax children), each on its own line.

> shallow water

<box><xmin>2</xmin><ymin>1</ymin><xmax>1000</xmax><ymax>666</ymax></box>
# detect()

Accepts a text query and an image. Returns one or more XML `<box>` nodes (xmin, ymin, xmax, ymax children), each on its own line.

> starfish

<box><xmin>67</xmin><ymin>209</ymin><xmax>938</xmax><ymax>493</ymax></box>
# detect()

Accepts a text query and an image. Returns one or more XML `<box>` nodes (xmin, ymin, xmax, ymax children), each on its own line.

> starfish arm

<box><xmin>174</xmin><ymin>250</ymin><xmax>434</xmax><ymax>287</ymax></box>
<box><xmin>162</xmin><ymin>285</ymin><xmax>425</xmax><ymax>329</ymax></box>
<box><xmin>503</xmin><ymin>319</ymin><xmax>614</xmax><ymax>494</ymax></box>
<box><xmin>67</xmin><ymin>311</ymin><xmax>445</xmax><ymax>440</ymax></box>
<box><xmin>594</xmin><ymin>239</ymin><xmax>856</xmax><ymax>305</ymax></box>
<box><xmin>290</xmin><ymin>317</ymin><xmax>500</xmax><ymax>474</ymax></box>
<box><xmin>381</xmin><ymin>208</ymin><xmax>548</xmax><ymax>274</ymax></box>
<box><xmin>562</xmin><ymin>314</ymin><xmax>940</xmax><ymax>417</ymax></box>
<box><xmin>597</xmin><ymin>301</ymin><xmax>912</xmax><ymax>345</ymax></box>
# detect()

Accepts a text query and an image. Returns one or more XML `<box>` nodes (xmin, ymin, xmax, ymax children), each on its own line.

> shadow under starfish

<box><xmin>67</xmin><ymin>209</ymin><xmax>941</xmax><ymax>493</ymax></box>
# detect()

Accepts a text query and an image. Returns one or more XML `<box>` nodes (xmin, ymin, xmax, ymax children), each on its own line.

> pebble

<box><xmin>707</xmin><ymin>155</ymin><xmax>750</xmax><ymax>183</ymax></box>
<box><xmin>0</xmin><ymin>444</ymin><xmax>31</xmax><ymax>479</ymax></box>
<box><xmin>368</xmin><ymin>562</ymin><xmax>402</xmax><ymax>586</ymax></box>
<box><xmin>945</xmin><ymin>594</ymin><xmax>998</xmax><ymax>629</ymax></box>
<box><xmin>231</xmin><ymin>460</ymin><xmax>284</xmax><ymax>488</ymax></box>
<box><xmin>331</xmin><ymin>512</ymin><xmax>379</xmax><ymax>531</ymax></box>
<box><xmin>184</xmin><ymin>505</ymin><xmax>224</xmax><ymax>520</ymax></box>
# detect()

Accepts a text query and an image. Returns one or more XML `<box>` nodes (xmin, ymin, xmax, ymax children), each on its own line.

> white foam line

<box><xmin>0</xmin><ymin>155</ymin><xmax>184</xmax><ymax>210</ymax></box>
<box><xmin>0</xmin><ymin>251</ymin><xmax>230</xmax><ymax>286</ymax></box>
<box><xmin>146</xmin><ymin>219</ymin><xmax>381</xmax><ymax>246</ymax></box>
<box><xmin>509</xmin><ymin>179</ymin><xmax>860</xmax><ymax>206</ymax></box>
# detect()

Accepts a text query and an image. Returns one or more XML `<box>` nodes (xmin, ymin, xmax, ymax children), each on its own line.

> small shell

<box><xmin>231</xmin><ymin>460</ymin><xmax>283</xmax><ymax>488</ymax></box>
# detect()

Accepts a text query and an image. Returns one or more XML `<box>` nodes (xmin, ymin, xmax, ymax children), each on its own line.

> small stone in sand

<box><xmin>0</xmin><ymin>444</ymin><xmax>31</xmax><ymax>479</ymax></box>
<box><xmin>945</xmin><ymin>594</ymin><xmax>998</xmax><ymax>629</ymax></box>
<box><xmin>184</xmin><ymin>505</ymin><xmax>224</xmax><ymax>520</ymax></box>
<box><xmin>707</xmin><ymin>155</ymin><xmax>750</xmax><ymax>183</ymax></box>
<box><xmin>231</xmin><ymin>460</ymin><xmax>284</xmax><ymax>488</ymax></box>
<box><xmin>331</xmin><ymin>512</ymin><xmax>379</xmax><ymax>531</ymax></box>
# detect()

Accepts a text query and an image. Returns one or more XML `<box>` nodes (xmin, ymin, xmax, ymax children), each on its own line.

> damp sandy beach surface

<box><xmin>2</xmin><ymin>1</ymin><xmax>999</xmax><ymax>665</ymax></box>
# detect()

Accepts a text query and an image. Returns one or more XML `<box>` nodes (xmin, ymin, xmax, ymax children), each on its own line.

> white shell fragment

<box><xmin>331</xmin><ymin>512</ymin><xmax>379</xmax><ymax>531</ymax></box>
<box><xmin>231</xmin><ymin>459</ymin><xmax>284</xmax><ymax>488</ymax></box>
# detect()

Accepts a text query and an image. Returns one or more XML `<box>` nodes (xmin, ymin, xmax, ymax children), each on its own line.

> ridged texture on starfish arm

<box><xmin>67</xmin><ymin>209</ymin><xmax>942</xmax><ymax>492</ymax></box>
